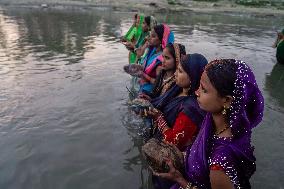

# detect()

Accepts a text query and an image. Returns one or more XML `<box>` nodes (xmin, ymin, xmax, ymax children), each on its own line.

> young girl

<box><xmin>139</xmin><ymin>43</ymin><xmax>186</xmax><ymax>100</ymax></box>
<box><xmin>148</xmin><ymin>54</ymin><xmax>208</xmax><ymax>151</ymax></box>
<box><xmin>153</xmin><ymin>59</ymin><xmax>264</xmax><ymax>189</ymax></box>
<box><xmin>151</xmin><ymin>43</ymin><xmax>186</xmax><ymax>98</ymax></box>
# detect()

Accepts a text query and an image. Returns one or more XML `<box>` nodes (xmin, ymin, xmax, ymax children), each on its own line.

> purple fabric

<box><xmin>171</xmin><ymin>60</ymin><xmax>264</xmax><ymax>189</ymax></box>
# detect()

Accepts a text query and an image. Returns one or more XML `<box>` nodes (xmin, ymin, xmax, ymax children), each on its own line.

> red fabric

<box><xmin>210</xmin><ymin>164</ymin><xmax>224</xmax><ymax>171</ymax></box>
<box><xmin>158</xmin><ymin>112</ymin><xmax>197</xmax><ymax>150</ymax></box>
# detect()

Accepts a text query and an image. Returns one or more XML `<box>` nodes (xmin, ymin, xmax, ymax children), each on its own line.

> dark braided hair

<box><xmin>205</xmin><ymin>59</ymin><xmax>237</xmax><ymax>97</ymax></box>
<box><xmin>154</xmin><ymin>24</ymin><xmax>164</xmax><ymax>42</ymax></box>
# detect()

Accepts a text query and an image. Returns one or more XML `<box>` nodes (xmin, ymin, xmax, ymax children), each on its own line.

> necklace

<box><xmin>163</xmin><ymin>75</ymin><xmax>174</xmax><ymax>83</ymax></box>
<box><xmin>214</xmin><ymin>126</ymin><xmax>230</xmax><ymax>136</ymax></box>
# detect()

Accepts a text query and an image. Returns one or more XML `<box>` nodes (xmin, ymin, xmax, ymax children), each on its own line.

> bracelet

<box><xmin>178</xmin><ymin>182</ymin><xmax>192</xmax><ymax>189</ymax></box>
<box><xmin>185</xmin><ymin>182</ymin><xmax>192</xmax><ymax>189</ymax></box>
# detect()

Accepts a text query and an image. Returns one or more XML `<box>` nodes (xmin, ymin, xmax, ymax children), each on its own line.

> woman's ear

<box><xmin>223</xmin><ymin>95</ymin><xmax>233</xmax><ymax>109</ymax></box>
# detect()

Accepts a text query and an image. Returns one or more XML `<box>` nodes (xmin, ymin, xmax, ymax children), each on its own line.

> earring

<box><xmin>222</xmin><ymin>106</ymin><xmax>227</xmax><ymax>115</ymax></box>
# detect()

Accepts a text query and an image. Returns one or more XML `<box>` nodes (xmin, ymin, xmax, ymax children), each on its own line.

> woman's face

<box><xmin>175</xmin><ymin>64</ymin><xmax>190</xmax><ymax>88</ymax></box>
<box><xmin>162</xmin><ymin>47</ymin><xmax>176</xmax><ymax>71</ymax></box>
<box><xmin>142</xmin><ymin>20</ymin><xmax>149</xmax><ymax>32</ymax></box>
<box><xmin>195</xmin><ymin>72</ymin><xmax>225</xmax><ymax>114</ymax></box>
<box><xmin>149</xmin><ymin>29</ymin><xmax>161</xmax><ymax>47</ymax></box>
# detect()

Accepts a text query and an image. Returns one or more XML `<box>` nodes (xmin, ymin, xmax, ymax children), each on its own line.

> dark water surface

<box><xmin>0</xmin><ymin>7</ymin><xmax>283</xmax><ymax>189</ymax></box>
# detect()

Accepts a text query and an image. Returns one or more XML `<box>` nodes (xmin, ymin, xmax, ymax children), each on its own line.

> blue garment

<box><xmin>139</xmin><ymin>24</ymin><xmax>175</xmax><ymax>95</ymax></box>
<box><xmin>151</xmin><ymin>53</ymin><xmax>208</xmax><ymax>128</ymax></box>
<box><xmin>139</xmin><ymin>47</ymin><xmax>163</xmax><ymax>95</ymax></box>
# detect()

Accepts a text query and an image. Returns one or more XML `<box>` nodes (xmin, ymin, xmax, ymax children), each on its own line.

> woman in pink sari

<box><xmin>138</xmin><ymin>24</ymin><xmax>174</xmax><ymax>96</ymax></box>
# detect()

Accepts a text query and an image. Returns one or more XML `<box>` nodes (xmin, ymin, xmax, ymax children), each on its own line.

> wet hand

<box><xmin>147</xmin><ymin>107</ymin><xmax>161</xmax><ymax>119</ymax></box>
<box><xmin>136</xmin><ymin>47</ymin><xmax>144</xmax><ymax>57</ymax></box>
<box><xmin>151</xmin><ymin>158</ymin><xmax>183</xmax><ymax>182</ymax></box>
<box><xmin>163</xmin><ymin>141</ymin><xmax>184</xmax><ymax>162</ymax></box>
<box><xmin>125</xmin><ymin>42</ymin><xmax>134</xmax><ymax>50</ymax></box>
<box><xmin>138</xmin><ymin>93</ymin><xmax>151</xmax><ymax>101</ymax></box>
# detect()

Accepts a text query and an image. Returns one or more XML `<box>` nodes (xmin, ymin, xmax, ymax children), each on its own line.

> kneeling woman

<box><xmin>148</xmin><ymin>54</ymin><xmax>208</xmax><ymax>151</ymax></box>
<box><xmin>153</xmin><ymin>59</ymin><xmax>264</xmax><ymax>189</ymax></box>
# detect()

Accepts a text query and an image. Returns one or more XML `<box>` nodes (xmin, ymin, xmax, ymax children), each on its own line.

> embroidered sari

<box><xmin>171</xmin><ymin>60</ymin><xmax>264</xmax><ymax>189</ymax></box>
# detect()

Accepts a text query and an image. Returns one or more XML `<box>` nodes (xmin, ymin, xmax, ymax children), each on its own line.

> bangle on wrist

<box><xmin>178</xmin><ymin>182</ymin><xmax>192</xmax><ymax>189</ymax></box>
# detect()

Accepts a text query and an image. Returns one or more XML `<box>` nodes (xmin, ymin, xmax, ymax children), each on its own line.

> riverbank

<box><xmin>0</xmin><ymin>0</ymin><xmax>283</xmax><ymax>17</ymax></box>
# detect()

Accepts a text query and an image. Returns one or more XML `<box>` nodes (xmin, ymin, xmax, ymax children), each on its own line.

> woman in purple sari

<box><xmin>153</xmin><ymin>59</ymin><xmax>264</xmax><ymax>189</ymax></box>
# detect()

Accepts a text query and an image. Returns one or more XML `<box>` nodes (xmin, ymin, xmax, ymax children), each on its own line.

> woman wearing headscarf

<box><xmin>124</xmin><ymin>13</ymin><xmax>144</xmax><ymax>64</ymax></box>
<box><xmin>139</xmin><ymin>43</ymin><xmax>186</xmax><ymax>101</ymax></box>
<box><xmin>148</xmin><ymin>54</ymin><xmax>208</xmax><ymax>151</ymax></box>
<box><xmin>121</xmin><ymin>13</ymin><xmax>139</xmax><ymax>43</ymax></box>
<box><xmin>152</xmin><ymin>59</ymin><xmax>264</xmax><ymax>189</ymax></box>
<box><xmin>151</xmin><ymin>43</ymin><xmax>186</xmax><ymax>98</ymax></box>
<box><xmin>138</xmin><ymin>24</ymin><xmax>174</xmax><ymax>95</ymax></box>
<box><xmin>135</xmin><ymin>16</ymin><xmax>157</xmax><ymax>64</ymax></box>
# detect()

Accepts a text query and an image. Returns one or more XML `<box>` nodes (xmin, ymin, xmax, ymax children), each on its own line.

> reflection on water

<box><xmin>0</xmin><ymin>6</ymin><xmax>283</xmax><ymax>189</ymax></box>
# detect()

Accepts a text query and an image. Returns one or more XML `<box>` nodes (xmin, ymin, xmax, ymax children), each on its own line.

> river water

<box><xmin>0</xmin><ymin>6</ymin><xmax>283</xmax><ymax>189</ymax></box>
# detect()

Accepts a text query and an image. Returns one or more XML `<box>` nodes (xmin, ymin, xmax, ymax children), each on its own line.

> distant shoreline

<box><xmin>0</xmin><ymin>0</ymin><xmax>283</xmax><ymax>17</ymax></box>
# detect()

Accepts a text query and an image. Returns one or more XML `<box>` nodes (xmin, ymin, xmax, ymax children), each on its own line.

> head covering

<box><xmin>145</xmin><ymin>15</ymin><xmax>157</xmax><ymax>30</ymax></box>
<box><xmin>154</xmin><ymin>24</ymin><xmax>175</xmax><ymax>49</ymax></box>
<box><xmin>135</xmin><ymin>13</ymin><xmax>144</xmax><ymax>40</ymax></box>
<box><xmin>149</xmin><ymin>16</ymin><xmax>157</xmax><ymax>30</ymax></box>
<box><xmin>172</xmin><ymin>60</ymin><xmax>264</xmax><ymax>189</ymax></box>
<box><xmin>151</xmin><ymin>53</ymin><xmax>208</xmax><ymax>127</ymax></box>
<box><xmin>173</xmin><ymin>43</ymin><xmax>181</xmax><ymax>67</ymax></box>
<box><xmin>180</xmin><ymin>54</ymin><xmax>208</xmax><ymax>95</ymax></box>
<box><xmin>124</xmin><ymin>13</ymin><xmax>144</xmax><ymax>43</ymax></box>
<box><xmin>151</xmin><ymin>43</ymin><xmax>185</xmax><ymax>98</ymax></box>
<box><xmin>140</xmin><ymin>24</ymin><xmax>174</xmax><ymax>94</ymax></box>
<box><xmin>135</xmin><ymin>15</ymin><xmax>156</xmax><ymax>49</ymax></box>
